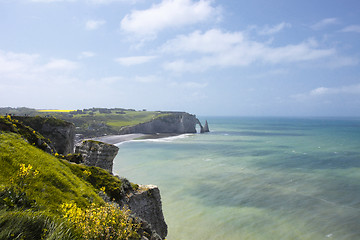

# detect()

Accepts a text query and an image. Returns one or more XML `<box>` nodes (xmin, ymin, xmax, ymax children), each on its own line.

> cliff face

<box><xmin>75</xmin><ymin>140</ymin><xmax>119</xmax><ymax>173</ymax></box>
<box><xmin>0</xmin><ymin>116</ymin><xmax>55</xmax><ymax>154</ymax></box>
<box><xmin>76</xmin><ymin>139</ymin><xmax>167</xmax><ymax>238</ymax></box>
<box><xmin>124</xmin><ymin>185</ymin><xmax>168</xmax><ymax>239</ymax></box>
<box><xmin>13</xmin><ymin>116</ymin><xmax>75</xmax><ymax>155</ymax></box>
<box><xmin>119</xmin><ymin>112</ymin><xmax>200</xmax><ymax>134</ymax></box>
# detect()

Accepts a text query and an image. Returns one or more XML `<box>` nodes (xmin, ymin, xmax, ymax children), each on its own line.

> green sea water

<box><xmin>113</xmin><ymin>117</ymin><xmax>360</xmax><ymax>240</ymax></box>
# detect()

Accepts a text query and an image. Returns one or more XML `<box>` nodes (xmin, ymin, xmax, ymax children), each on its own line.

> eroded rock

<box><xmin>13</xmin><ymin>116</ymin><xmax>75</xmax><ymax>155</ymax></box>
<box><xmin>119</xmin><ymin>112</ymin><xmax>198</xmax><ymax>134</ymax></box>
<box><xmin>124</xmin><ymin>185</ymin><xmax>168</xmax><ymax>239</ymax></box>
<box><xmin>75</xmin><ymin>140</ymin><xmax>119</xmax><ymax>173</ymax></box>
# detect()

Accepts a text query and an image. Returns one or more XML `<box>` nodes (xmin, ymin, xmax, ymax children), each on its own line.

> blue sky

<box><xmin>1</xmin><ymin>0</ymin><xmax>360</xmax><ymax>116</ymax></box>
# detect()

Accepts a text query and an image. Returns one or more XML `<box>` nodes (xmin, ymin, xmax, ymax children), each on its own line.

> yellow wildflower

<box><xmin>83</xmin><ymin>170</ymin><xmax>92</xmax><ymax>177</ymax></box>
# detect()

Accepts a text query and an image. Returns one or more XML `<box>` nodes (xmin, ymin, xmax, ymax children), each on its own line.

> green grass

<box><xmin>38</xmin><ymin>109</ymin><xmax>74</xmax><ymax>113</ymax></box>
<box><xmin>0</xmin><ymin>116</ymin><xmax>54</xmax><ymax>153</ymax></box>
<box><xmin>0</xmin><ymin>209</ymin><xmax>76</xmax><ymax>240</ymax></box>
<box><xmin>62</xmin><ymin>161</ymin><xmax>137</xmax><ymax>202</ymax></box>
<box><xmin>36</xmin><ymin>108</ymin><xmax>169</xmax><ymax>130</ymax></box>
<box><xmin>0</xmin><ymin>132</ymin><xmax>103</xmax><ymax>213</ymax></box>
<box><xmin>106</xmin><ymin>111</ymin><xmax>168</xmax><ymax>128</ymax></box>
<box><xmin>0</xmin><ymin>132</ymin><xmax>105</xmax><ymax>239</ymax></box>
<box><xmin>0</xmin><ymin>131</ymin><xmax>144</xmax><ymax>239</ymax></box>
<box><xmin>0</xmin><ymin>114</ymin><xmax>161</xmax><ymax>239</ymax></box>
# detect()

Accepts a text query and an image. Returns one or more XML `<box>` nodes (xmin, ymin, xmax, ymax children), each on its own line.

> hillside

<box><xmin>0</xmin><ymin>116</ymin><xmax>163</xmax><ymax>239</ymax></box>
<box><xmin>0</xmin><ymin>107</ymin><xmax>170</xmax><ymax>138</ymax></box>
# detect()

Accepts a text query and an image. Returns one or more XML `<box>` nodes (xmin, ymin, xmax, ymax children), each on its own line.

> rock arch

<box><xmin>196</xmin><ymin>119</ymin><xmax>210</xmax><ymax>133</ymax></box>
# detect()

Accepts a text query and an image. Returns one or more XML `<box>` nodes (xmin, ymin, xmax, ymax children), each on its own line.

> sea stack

<box><xmin>201</xmin><ymin>120</ymin><xmax>210</xmax><ymax>133</ymax></box>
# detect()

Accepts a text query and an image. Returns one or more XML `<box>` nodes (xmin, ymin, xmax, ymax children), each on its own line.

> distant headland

<box><xmin>0</xmin><ymin>107</ymin><xmax>209</xmax><ymax>140</ymax></box>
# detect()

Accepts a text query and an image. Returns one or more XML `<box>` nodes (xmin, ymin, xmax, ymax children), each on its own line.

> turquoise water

<box><xmin>113</xmin><ymin>117</ymin><xmax>360</xmax><ymax>240</ymax></box>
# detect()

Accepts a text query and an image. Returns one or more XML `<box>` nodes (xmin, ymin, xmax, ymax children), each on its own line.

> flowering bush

<box><xmin>61</xmin><ymin>202</ymin><xmax>140</xmax><ymax>240</ymax></box>
<box><xmin>0</xmin><ymin>164</ymin><xmax>39</xmax><ymax>210</ymax></box>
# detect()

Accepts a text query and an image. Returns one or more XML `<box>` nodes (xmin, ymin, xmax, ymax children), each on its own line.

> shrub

<box><xmin>61</xmin><ymin>202</ymin><xmax>140</xmax><ymax>240</ymax></box>
<box><xmin>63</xmin><ymin>162</ymin><xmax>133</xmax><ymax>202</ymax></box>
<box><xmin>0</xmin><ymin>164</ymin><xmax>38</xmax><ymax>210</ymax></box>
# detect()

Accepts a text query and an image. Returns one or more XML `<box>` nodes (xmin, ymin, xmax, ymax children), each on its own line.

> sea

<box><xmin>113</xmin><ymin>117</ymin><xmax>360</xmax><ymax>240</ymax></box>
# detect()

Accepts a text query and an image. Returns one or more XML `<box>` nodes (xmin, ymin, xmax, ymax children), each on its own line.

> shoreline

<box><xmin>88</xmin><ymin>133</ymin><xmax>184</xmax><ymax>145</ymax></box>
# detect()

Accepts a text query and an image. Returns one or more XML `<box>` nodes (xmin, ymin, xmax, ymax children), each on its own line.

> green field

<box><xmin>0</xmin><ymin>107</ymin><xmax>170</xmax><ymax>137</ymax></box>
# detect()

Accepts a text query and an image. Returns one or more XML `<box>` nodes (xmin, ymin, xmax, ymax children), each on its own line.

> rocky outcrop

<box><xmin>124</xmin><ymin>185</ymin><xmax>167</xmax><ymax>239</ymax></box>
<box><xmin>13</xmin><ymin>116</ymin><xmax>75</xmax><ymax>155</ymax></box>
<box><xmin>119</xmin><ymin>112</ymin><xmax>208</xmax><ymax>135</ymax></box>
<box><xmin>75</xmin><ymin>140</ymin><xmax>119</xmax><ymax>173</ymax></box>
<box><xmin>200</xmin><ymin>120</ymin><xmax>210</xmax><ymax>133</ymax></box>
<box><xmin>0</xmin><ymin>116</ymin><xmax>55</xmax><ymax>153</ymax></box>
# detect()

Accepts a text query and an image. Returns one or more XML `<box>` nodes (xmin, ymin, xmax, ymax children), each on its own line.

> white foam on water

<box><xmin>136</xmin><ymin>133</ymin><xmax>194</xmax><ymax>143</ymax></box>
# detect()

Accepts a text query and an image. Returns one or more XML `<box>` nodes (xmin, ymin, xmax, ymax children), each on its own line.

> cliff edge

<box><xmin>124</xmin><ymin>185</ymin><xmax>168</xmax><ymax>239</ymax></box>
<box><xmin>119</xmin><ymin>112</ymin><xmax>209</xmax><ymax>135</ymax></box>
<box><xmin>13</xmin><ymin>116</ymin><xmax>75</xmax><ymax>155</ymax></box>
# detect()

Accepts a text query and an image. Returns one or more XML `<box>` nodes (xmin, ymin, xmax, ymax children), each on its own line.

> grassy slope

<box><xmin>56</xmin><ymin>110</ymin><xmax>168</xmax><ymax>129</ymax></box>
<box><xmin>0</xmin><ymin>132</ymin><xmax>104</xmax><ymax>213</ymax></box>
<box><xmin>105</xmin><ymin>112</ymin><xmax>170</xmax><ymax>128</ymax></box>
<box><xmin>0</xmin><ymin>117</ymin><xmax>145</xmax><ymax>239</ymax></box>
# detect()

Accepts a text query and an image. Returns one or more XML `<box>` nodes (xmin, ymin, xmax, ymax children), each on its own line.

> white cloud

<box><xmin>161</xmin><ymin>29</ymin><xmax>337</xmax><ymax>72</ymax></box>
<box><xmin>120</xmin><ymin>0</ymin><xmax>219</xmax><ymax>37</ymax></box>
<box><xmin>115</xmin><ymin>55</ymin><xmax>157</xmax><ymax>66</ymax></box>
<box><xmin>100</xmin><ymin>76</ymin><xmax>124</xmax><ymax>83</ymax></box>
<box><xmin>161</xmin><ymin>29</ymin><xmax>244</xmax><ymax>54</ymax></box>
<box><xmin>78</xmin><ymin>51</ymin><xmax>96</xmax><ymax>59</ymax></box>
<box><xmin>170</xmin><ymin>81</ymin><xmax>208</xmax><ymax>89</ymax></box>
<box><xmin>311</xmin><ymin>18</ymin><xmax>339</xmax><ymax>30</ymax></box>
<box><xmin>325</xmin><ymin>56</ymin><xmax>358</xmax><ymax>68</ymax></box>
<box><xmin>311</xmin><ymin>84</ymin><xmax>360</xmax><ymax>96</ymax></box>
<box><xmin>31</xmin><ymin>0</ymin><xmax>76</xmax><ymax>2</ymax></box>
<box><xmin>249</xmin><ymin>68</ymin><xmax>289</xmax><ymax>79</ymax></box>
<box><xmin>43</xmin><ymin>59</ymin><xmax>79</xmax><ymax>71</ymax></box>
<box><xmin>293</xmin><ymin>84</ymin><xmax>360</xmax><ymax>100</ymax></box>
<box><xmin>89</xmin><ymin>0</ymin><xmax>135</xmax><ymax>3</ymax></box>
<box><xmin>30</xmin><ymin>0</ymin><xmax>135</xmax><ymax>3</ymax></box>
<box><xmin>310</xmin><ymin>87</ymin><xmax>331</xmax><ymax>96</ymax></box>
<box><xmin>0</xmin><ymin>51</ymin><xmax>40</xmax><ymax>74</ymax></box>
<box><xmin>134</xmin><ymin>75</ymin><xmax>160</xmax><ymax>83</ymax></box>
<box><xmin>341</xmin><ymin>25</ymin><xmax>360</xmax><ymax>33</ymax></box>
<box><xmin>86</xmin><ymin>76</ymin><xmax>124</xmax><ymax>86</ymax></box>
<box><xmin>0</xmin><ymin>50</ymin><xmax>79</xmax><ymax>85</ymax></box>
<box><xmin>258</xmin><ymin>22</ymin><xmax>291</xmax><ymax>35</ymax></box>
<box><xmin>85</xmin><ymin>19</ymin><xmax>106</xmax><ymax>30</ymax></box>
<box><xmin>0</xmin><ymin>49</ymin><xmax>126</xmax><ymax>109</ymax></box>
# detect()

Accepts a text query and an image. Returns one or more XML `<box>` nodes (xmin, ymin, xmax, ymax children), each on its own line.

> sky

<box><xmin>1</xmin><ymin>0</ymin><xmax>360</xmax><ymax>116</ymax></box>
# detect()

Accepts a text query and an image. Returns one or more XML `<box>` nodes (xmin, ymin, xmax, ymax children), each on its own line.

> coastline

<box><xmin>89</xmin><ymin>134</ymin><xmax>145</xmax><ymax>144</ymax></box>
<box><xmin>89</xmin><ymin>133</ymin><xmax>185</xmax><ymax>145</ymax></box>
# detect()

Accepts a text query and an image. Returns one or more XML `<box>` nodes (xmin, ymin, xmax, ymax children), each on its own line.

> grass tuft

<box><xmin>0</xmin><ymin>210</ymin><xmax>77</xmax><ymax>240</ymax></box>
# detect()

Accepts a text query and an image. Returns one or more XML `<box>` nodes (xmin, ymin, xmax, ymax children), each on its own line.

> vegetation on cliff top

<box><xmin>0</xmin><ymin>107</ymin><xmax>172</xmax><ymax>137</ymax></box>
<box><xmin>0</xmin><ymin>120</ymin><xmax>143</xmax><ymax>239</ymax></box>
